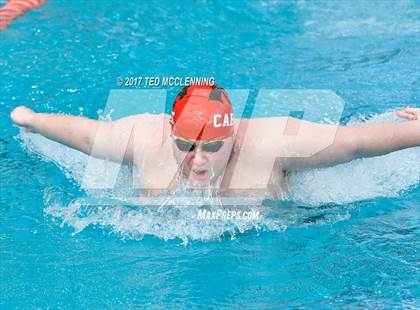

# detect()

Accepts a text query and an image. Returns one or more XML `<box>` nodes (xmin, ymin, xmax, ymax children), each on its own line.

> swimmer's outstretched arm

<box><xmin>10</xmin><ymin>106</ymin><xmax>141</xmax><ymax>164</ymax></box>
<box><xmin>282</xmin><ymin>107</ymin><xmax>420</xmax><ymax>170</ymax></box>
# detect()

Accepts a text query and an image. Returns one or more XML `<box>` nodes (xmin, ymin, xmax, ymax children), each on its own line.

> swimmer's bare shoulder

<box><xmin>112</xmin><ymin>113</ymin><xmax>172</xmax><ymax>164</ymax></box>
<box><xmin>129</xmin><ymin>113</ymin><xmax>171</xmax><ymax>145</ymax></box>
<box><xmin>227</xmin><ymin>117</ymin><xmax>289</xmax><ymax>184</ymax></box>
<box><xmin>116</xmin><ymin>113</ymin><xmax>165</xmax><ymax>138</ymax></box>
<box><xmin>232</xmin><ymin>116</ymin><xmax>288</xmax><ymax>156</ymax></box>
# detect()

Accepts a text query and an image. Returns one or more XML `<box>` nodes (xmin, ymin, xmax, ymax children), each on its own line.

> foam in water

<box><xmin>19</xmin><ymin>111</ymin><xmax>419</xmax><ymax>242</ymax></box>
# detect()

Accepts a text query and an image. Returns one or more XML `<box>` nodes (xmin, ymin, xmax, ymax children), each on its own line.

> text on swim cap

<box><xmin>213</xmin><ymin>113</ymin><xmax>234</xmax><ymax>128</ymax></box>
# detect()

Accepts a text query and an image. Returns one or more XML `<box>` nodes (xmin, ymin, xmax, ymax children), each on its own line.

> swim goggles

<box><xmin>174</xmin><ymin>136</ymin><xmax>225</xmax><ymax>153</ymax></box>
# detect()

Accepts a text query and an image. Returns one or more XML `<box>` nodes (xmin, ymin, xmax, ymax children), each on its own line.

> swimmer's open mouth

<box><xmin>191</xmin><ymin>169</ymin><xmax>209</xmax><ymax>180</ymax></box>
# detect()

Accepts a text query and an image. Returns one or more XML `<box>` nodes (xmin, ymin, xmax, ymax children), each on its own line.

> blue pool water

<box><xmin>1</xmin><ymin>0</ymin><xmax>419</xmax><ymax>308</ymax></box>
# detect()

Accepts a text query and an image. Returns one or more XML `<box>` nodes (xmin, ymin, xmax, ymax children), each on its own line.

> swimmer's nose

<box><xmin>191</xmin><ymin>148</ymin><xmax>207</xmax><ymax>166</ymax></box>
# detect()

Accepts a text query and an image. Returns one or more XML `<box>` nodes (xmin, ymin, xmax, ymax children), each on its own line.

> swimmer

<box><xmin>10</xmin><ymin>85</ymin><xmax>420</xmax><ymax>199</ymax></box>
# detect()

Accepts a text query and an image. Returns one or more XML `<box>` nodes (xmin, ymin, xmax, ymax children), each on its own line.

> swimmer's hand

<box><xmin>10</xmin><ymin>106</ymin><xmax>36</xmax><ymax>132</ymax></box>
<box><xmin>395</xmin><ymin>107</ymin><xmax>419</xmax><ymax>121</ymax></box>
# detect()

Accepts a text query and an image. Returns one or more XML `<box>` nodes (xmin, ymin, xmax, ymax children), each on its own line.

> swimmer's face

<box><xmin>171</xmin><ymin>135</ymin><xmax>234</xmax><ymax>185</ymax></box>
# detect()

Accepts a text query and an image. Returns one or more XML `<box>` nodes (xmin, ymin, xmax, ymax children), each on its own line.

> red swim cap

<box><xmin>171</xmin><ymin>84</ymin><xmax>234</xmax><ymax>141</ymax></box>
